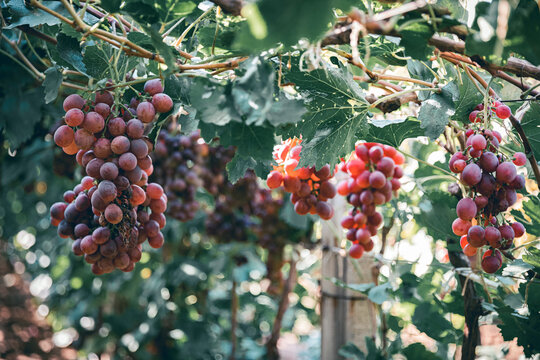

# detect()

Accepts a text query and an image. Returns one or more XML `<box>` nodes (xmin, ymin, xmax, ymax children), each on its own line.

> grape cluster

<box><xmin>451</xmin><ymin>100</ymin><xmax>527</xmax><ymax>273</ymax></box>
<box><xmin>337</xmin><ymin>143</ymin><xmax>404</xmax><ymax>259</ymax></box>
<box><xmin>50</xmin><ymin>79</ymin><xmax>172</xmax><ymax>274</ymax></box>
<box><xmin>266</xmin><ymin>138</ymin><xmax>337</xmax><ymax>219</ymax></box>
<box><xmin>151</xmin><ymin>130</ymin><xmax>235</xmax><ymax>222</ymax></box>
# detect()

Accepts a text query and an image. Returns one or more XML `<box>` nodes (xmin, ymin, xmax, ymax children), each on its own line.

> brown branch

<box><xmin>509</xmin><ymin>113</ymin><xmax>540</xmax><ymax>187</ymax></box>
<box><xmin>266</xmin><ymin>258</ymin><xmax>297</xmax><ymax>360</ymax></box>
<box><xmin>17</xmin><ymin>25</ymin><xmax>57</xmax><ymax>44</ymax></box>
<box><xmin>366</xmin><ymin>92</ymin><xmax>419</xmax><ymax>113</ymax></box>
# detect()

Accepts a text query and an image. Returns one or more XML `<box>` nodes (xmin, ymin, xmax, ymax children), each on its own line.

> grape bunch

<box><xmin>50</xmin><ymin>79</ymin><xmax>173</xmax><ymax>274</ymax></box>
<box><xmin>337</xmin><ymin>143</ymin><xmax>404</xmax><ymax>259</ymax></box>
<box><xmin>450</xmin><ymin>100</ymin><xmax>527</xmax><ymax>273</ymax></box>
<box><xmin>266</xmin><ymin>138</ymin><xmax>337</xmax><ymax>219</ymax></box>
<box><xmin>151</xmin><ymin>130</ymin><xmax>235</xmax><ymax>222</ymax></box>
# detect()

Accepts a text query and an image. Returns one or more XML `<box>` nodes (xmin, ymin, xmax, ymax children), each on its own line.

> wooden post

<box><xmin>320</xmin><ymin>187</ymin><xmax>377</xmax><ymax>358</ymax></box>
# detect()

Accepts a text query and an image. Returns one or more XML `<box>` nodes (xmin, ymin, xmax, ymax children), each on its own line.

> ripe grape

<box><xmin>143</xmin><ymin>79</ymin><xmax>164</xmax><ymax>95</ymax></box>
<box><xmin>65</xmin><ymin>108</ymin><xmax>85</xmax><ymax>127</ymax></box>
<box><xmin>63</xmin><ymin>94</ymin><xmax>85</xmax><ymax>111</ymax></box>
<box><xmin>136</xmin><ymin>101</ymin><xmax>156</xmax><ymax>123</ymax></box>
<box><xmin>462</xmin><ymin>163</ymin><xmax>482</xmax><ymax>186</ymax></box>
<box><xmin>54</xmin><ymin>125</ymin><xmax>75</xmax><ymax>147</ymax></box>
<box><xmin>495</xmin><ymin>104</ymin><xmax>511</xmax><ymax>119</ymax></box>
<box><xmin>496</xmin><ymin>162</ymin><xmax>517</xmax><ymax>184</ymax></box>
<box><xmin>456</xmin><ymin>198</ymin><xmax>477</xmax><ymax>220</ymax></box>
<box><xmin>349</xmin><ymin>244</ymin><xmax>365</xmax><ymax>259</ymax></box>
<box><xmin>152</xmin><ymin>93</ymin><xmax>173</xmax><ymax>113</ymax></box>
<box><xmin>83</xmin><ymin>112</ymin><xmax>105</xmax><ymax>133</ymax></box>
<box><xmin>513</xmin><ymin>152</ymin><xmax>527</xmax><ymax>166</ymax></box>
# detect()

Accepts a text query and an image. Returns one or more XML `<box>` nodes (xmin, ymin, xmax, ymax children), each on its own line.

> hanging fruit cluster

<box><xmin>266</xmin><ymin>138</ymin><xmax>337</xmax><ymax>219</ymax></box>
<box><xmin>336</xmin><ymin>142</ymin><xmax>404</xmax><ymax>259</ymax></box>
<box><xmin>451</xmin><ymin>100</ymin><xmax>527</xmax><ymax>273</ymax></box>
<box><xmin>50</xmin><ymin>79</ymin><xmax>172</xmax><ymax>274</ymax></box>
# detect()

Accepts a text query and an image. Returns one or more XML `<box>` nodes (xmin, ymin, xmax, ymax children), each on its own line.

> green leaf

<box><xmin>502</xmin><ymin>259</ymin><xmax>534</xmax><ymax>277</ymax></box>
<box><xmin>522</xmin><ymin>248</ymin><xmax>540</xmax><ymax>270</ymax></box>
<box><xmin>518</xmin><ymin>102</ymin><xmax>540</xmax><ymax>161</ymax></box>
<box><xmin>466</xmin><ymin>0</ymin><xmax>540</xmax><ymax>65</ymax></box>
<box><xmin>42</xmin><ymin>66</ymin><xmax>63</xmax><ymax>104</ymax></box>
<box><xmin>234</xmin><ymin>0</ymin><xmax>357</xmax><ymax>50</ymax></box>
<box><xmin>278</xmin><ymin>199</ymin><xmax>312</xmax><ymax>231</ymax></box>
<box><xmin>266</xmin><ymin>96</ymin><xmax>306</xmax><ymax>127</ymax></box>
<box><xmin>511</xmin><ymin>196</ymin><xmax>540</xmax><ymax>237</ymax></box>
<box><xmin>496</xmin><ymin>281</ymin><xmax>540</xmax><ymax>357</ymax></box>
<box><xmin>100</xmin><ymin>0</ymin><xmax>123</xmax><ymax>13</ymax></box>
<box><xmin>364</xmin><ymin>117</ymin><xmax>425</xmax><ymax>147</ymax></box>
<box><xmin>329</xmin><ymin>277</ymin><xmax>375</xmax><ymax>293</ymax></box>
<box><xmin>367</xmin><ymin>283</ymin><xmax>392</xmax><ymax>304</ymax></box>
<box><xmin>338</xmin><ymin>342</ymin><xmax>365</xmax><ymax>360</ymax></box>
<box><xmin>417</xmin><ymin>191</ymin><xmax>458</xmax><ymax>240</ymax></box>
<box><xmin>399</xmin><ymin>21</ymin><xmax>434</xmax><ymax>60</ymax></box>
<box><xmin>226</xmin><ymin>155</ymin><xmax>272</xmax><ymax>183</ymax></box>
<box><xmin>56</xmin><ymin>33</ymin><xmax>87</xmax><ymax>74</ymax></box>
<box><xmin>282</xmin><ymin>65</ymin><xmax>369</xmax><ymax>169</ymax></box>
<box><xmin>412</xmin><ymin>302</ymin><xmax>458</xmax><ymax>343</ymax></box>
<box><xmin>403</xmin><ymin>343</ymin><xmax>441</xmax><ymax>360</ymax></box>
<box><xmin>5</xmin><ymin>0</ymin><xmax>69</xmax><ymax>29</ymax></box>
<box><xmin>418</xmin><ymin>83</ymin><xmax>458</xmax><ymax>139</ymax></box>
<box><xmin>450</xmin><ymin>72</ymin><xmax>483</xmax><ymax>123</ymax></box>
<box><xmin>0</xmin><ymin>87</ymin><xmax>44</xmax><ymax>148</ymax></box>
<box><xmin>190</xmin><ymin>79</ymin><xmax>239</xmax><ymax>126</ymax></box>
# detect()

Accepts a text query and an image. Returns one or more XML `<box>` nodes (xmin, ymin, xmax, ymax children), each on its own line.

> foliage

<box><xmin>1</xmin><ymin>0</ymin><xmax>540</xmax><ymax>359</ymax></box>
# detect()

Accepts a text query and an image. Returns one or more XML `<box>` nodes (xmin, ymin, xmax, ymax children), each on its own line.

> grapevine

<box><xmin>452</xmin><ymin>100</ymin><xmax>527</xmax><ymax>273</ymax></box>
<box><xmin>266</xmin><ymin>138</ymin><xmax>337</xmax><ymax>219</ymax></box>
<box><xmin>336</xmin><ymin>143</ymin><xmax>404</xmax><ymax>259</ymax></box>
<box><xmin>50</xmin><ymin>80</ymin><xmax>172</xmax><ymax>274</ymax></box>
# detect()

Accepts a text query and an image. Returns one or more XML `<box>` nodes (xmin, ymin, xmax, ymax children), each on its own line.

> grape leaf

<box><xmin>511</xmin><ymin>196</ymin><xmax>540</xmax><ymax>237</ymax></box>
<box><xmin>0</xmin><ymin>87</ymin><xmax>44</xmax><ymax>148</ymax></box>
<box><xmin>518</xmin><ymin>102</ymin><xmax>540</xmax><ymax>161</ymax></box>
<box><xmin>450</xmin><ymin>72</ymin><xmax>483</xmax><ymax>123</ymax></box>
<box><xmin>234</xmin><ymin>0</ymin><xmax>359</xmax><ymax>50</ymax></box>
<box><xmin>338</xmin><ymin>342</ymin><xmax>365</xmax><ymax>360</ymax></box>
<box><xmin>83</xmin><ymin>44</ymin><xmax>136</xmax><ymax>80</ymax></box>
<box><xmin>466</xmin><ymin>0</ymin><xmax>540</xmax><ymax>65</ymax></box>
<box><xmin>56</xmin><ymin>33</ymin><xmax>87</xmax><ymax>75</ymax></box>
<box><xmin>42</xmin><ymin>66</ymin><xmax>63</xmax><ymax>104</ymax></box>
<box><xmin>418</xmin><ymin>83</ymin><xmax>458</xmax><ymax>139</ymax></box>
<box><xmin>403</xmin><ymin>343</ymin><xmax>441</xmax><ymax>360</ymax></box>
<box><xmin>226</xmin><ymin>155</ymin><xmax>272</xmax><ymax>183</ymax></box>
<box><xmin>496</xmin><ymin>281</ymin><xmax>540</xmax><ymax>357</ymax></box>
<box><xmin>522</xmin><ymin>248</ymin><xmax>540</xmax><ymax>270</ymax></box>
<box><xmin>412</xmin><ymin>302</ymin><xmax>460</xmax><ymax>343</ymax></box>
<box><xmin>416</xmin><ymin>191</ymin><xmax>458</xmax><ymax>240</ymax></box>
<box><xmin>282</xmin><ymin>65</ymin><xmax>369</xmax><ymax>169</ymax></box>
<box><xmin>399</xmin><ymin>21</ymin><xmax>434</xmax><ymax>60</ymax></box>
<box><xmin>5</xmin><ymin>0</ymin><xmax>69</xmax><ymax>29</ymax></box>
<box><xmin>364</xmin><ymin>117</ymin><xmax>425</xmax><ymax>147</ymax></box>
